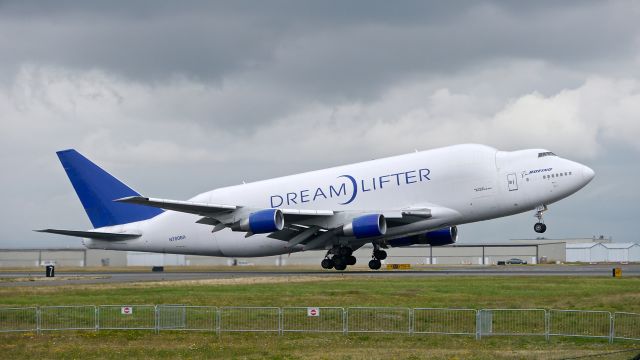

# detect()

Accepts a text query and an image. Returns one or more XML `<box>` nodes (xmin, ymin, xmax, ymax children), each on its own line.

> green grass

<box><xmin>2</xmin><ymin>331</ymin><xmax>640</xmax><ymax>359</ymax></box>
<box><xmin>1</xmin><ymin>275</ymin><xmax>640</xmax><ymax>359</ymax></box>
<box><xmin>1</xmin><ymin>276</ymin><xmax>638</xmax><ymax>311</ymax></box>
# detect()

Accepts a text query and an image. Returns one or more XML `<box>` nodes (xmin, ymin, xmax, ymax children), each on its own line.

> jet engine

<box><xmin>387</xmin><ymin>226</ymin><xmax>458</xmax><ymax>247</ymax></box>
<box><xmin>342</xmin><ymin>214</ymin><xmax>387</xmax><ymax>238</ymax></box>
<box><xmin>231</xmin><ymin>208</ymin><xmax>284</xmax><ymax>234</ymax></box>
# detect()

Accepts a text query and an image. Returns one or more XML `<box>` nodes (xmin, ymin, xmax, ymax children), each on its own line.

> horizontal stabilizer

<box><xmin>35</xmin><ymin>229</ymin><xmax>141</xmax><ymax>240</ymax></box>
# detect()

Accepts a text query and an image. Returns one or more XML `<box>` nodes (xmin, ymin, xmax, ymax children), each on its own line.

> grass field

<box><xmin>1</xmin><ymin>274</ymin><xmax>640</xmax><ymax>359</ymax></box>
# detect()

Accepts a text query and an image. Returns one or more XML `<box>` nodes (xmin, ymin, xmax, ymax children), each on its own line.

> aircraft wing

<box><xmin>116</xmin><ymin>195</ymin><xmax>458</xmax><ymax>249</ymax></box>
<box><xmin>116</xmin><ymin>196</ymin><xmax>238</xmax><ymax>216</ymax></box>
<box><xmin>117</xmin><ymin>196</ymin><xmax>334</xmax><ymax>218</ymax></box>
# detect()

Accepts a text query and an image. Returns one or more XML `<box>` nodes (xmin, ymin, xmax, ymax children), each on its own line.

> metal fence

<box><xmin>478</xmin><ymin>309</ymin><xmax>547</xmax><ymax>338</ymax></box>
<box><xmin>0</xmin><ymin>307</ymin><xmax>37</xmax><ymax>333</ymax></box>
<box><xmin>39</xmin><ymin>305</ymin><xmax>96</xmax><ymax>332</ymax></box>
<box><xmin>613</xmin><ymin>312</ymin><xmax>640</xmax><ymax>341</ymax></box>
<box><xmin>0</xmin><ymin>305</ymin><xmax>639</xmax><ymax>342</ymax></box>
<box><xmin>413</xmin><ymin>308</ymin><xmax>476</xmax><ymax>336</ymax></box>
<box><xmin>549</xmin><ymin>309</ymin><xmax>613</xmax><ymax>340</ymax></box>
<box><xmin>347</xmin><ymin>307</ymin><xmax>410</xmax><ymax>333</ymax></box>
<box><xmin>282</xmin><ymin>307</ymin><xmax>345</xmax><ymax>333</ymax></box>
<box><xmin>98</xmin><ymin>305</ymin><xmax>156</xmax><ymax>331</ymax></box>
<box><xmin>219</xmin><ymin>307</ymin><xmax>280</xmax><ymax>333</ymax></box>
<box><xmin>157</xmin><ymin>305</ymin><xmax>216</xmax><ymax>332</ymax></box>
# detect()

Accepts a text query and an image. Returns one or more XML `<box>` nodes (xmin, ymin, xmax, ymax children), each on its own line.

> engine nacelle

<box><xmin>343</xmin><ymin>214</ymin><xmax>387</xmax><ymax>238</ymax></box>
<box><xmin>387</xmin><ymin>226</ymin><xmax>458</xmax><ymax>247</ymax></box>
<box><xmin>231</xmin><ymin>209</ymin><xmax>284</xmax><ymax>234</ymax></box>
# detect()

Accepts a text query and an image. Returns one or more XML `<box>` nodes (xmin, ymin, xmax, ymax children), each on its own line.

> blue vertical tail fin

<box><xmin>56</xmin><ymin>149</ymin><xmax>163</xmax><ymax>228</ymax></box>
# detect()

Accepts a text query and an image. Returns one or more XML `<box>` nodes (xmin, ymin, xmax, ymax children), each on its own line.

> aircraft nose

<box><xmin>581</xmin><ymin>165</ymin><xmax>595</xmax><ymax>183</ymax></box>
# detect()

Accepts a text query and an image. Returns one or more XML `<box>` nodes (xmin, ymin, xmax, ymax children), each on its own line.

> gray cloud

<box><xmin>0</xmin><ymin>1</ymin><xmax>639</xmax><ymax>248</ymax></box>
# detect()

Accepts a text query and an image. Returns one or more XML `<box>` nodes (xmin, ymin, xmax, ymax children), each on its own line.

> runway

<box><xmin>1</xmin><ymin>264</ymin><xmax>638</xmax><ymax>287</ymax></box>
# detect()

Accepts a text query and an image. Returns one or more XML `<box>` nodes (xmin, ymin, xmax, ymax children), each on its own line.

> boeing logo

<box><xmin>528</xmin><ymin>168</ymin><xmax>553</xmax><ymax>174</ymax></box>
<box><xmin>270</xmin><ymin>168</ymin><xmax>431</xmax><ymax>207</ymax></box>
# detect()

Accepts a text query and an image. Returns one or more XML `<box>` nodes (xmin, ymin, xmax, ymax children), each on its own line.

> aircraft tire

<box><xmin>368</xmin><ymin>259</ymin><xmax>381</xmax><ymax>270</ymax></box>
<box><xmin>347</xmin><ymin>255</ymin><xmax>356</xmax><ymax>265</ymax></box>
<box><xmin>534</xmin><ymin>223</ymin><xmax>547</xmax><ymax>233</ymax></box>
<box><xmin>334</xmin><ymin>262</ymin><xmax>347</xmax><ymax>271</ymax></box>
<box><xmin>373</xmin><ymin>249</ymin><xmax>387</xmax><ymax>260</ymax></box>
<box><xmin>321</xmin><ymin>258</ymin><xmax>334</xmax><ymax>269</ymax></box>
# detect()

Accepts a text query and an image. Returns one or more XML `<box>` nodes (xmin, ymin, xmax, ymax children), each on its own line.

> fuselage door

<box><xmin>507</xmin><ymin>173</ymin><xmax>518</xmax><ymax>191</ymax></box>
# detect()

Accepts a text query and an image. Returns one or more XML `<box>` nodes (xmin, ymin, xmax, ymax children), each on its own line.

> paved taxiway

<box><xmin>1</xmin><ymin>264</ymin><xmax>638</xmax><ymax>287</ymax></box>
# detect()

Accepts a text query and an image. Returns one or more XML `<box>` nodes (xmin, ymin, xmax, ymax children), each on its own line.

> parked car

<box><xmin>506</xmin><ymin>258</ymin><xmax>527</xmax><ymax>265</ymax></box>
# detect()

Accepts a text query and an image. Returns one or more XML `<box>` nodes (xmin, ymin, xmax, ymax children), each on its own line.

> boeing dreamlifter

<box><xmin>38</xmin><ymin>144</ymin><xmax>595</xmax><ymax>270</ymax></box>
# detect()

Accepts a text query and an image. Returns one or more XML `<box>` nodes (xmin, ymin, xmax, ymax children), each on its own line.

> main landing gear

<box><xmin>321</xmin><ymin>246</ymin><xmax>356</xmax><ymax>271</ymax></box>
<box><xmin>368</xmin><ymin>245</ymin><xmax>387</xmax><ymax>270</ymax></box>
<box><xmin>534</xmin><ymin>205</ymin><xmax>548</xmax><ymax>233</ymax></box>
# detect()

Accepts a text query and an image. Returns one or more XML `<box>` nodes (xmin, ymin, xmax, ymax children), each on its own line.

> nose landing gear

<box><xmin>534</xmin><ymin>205</ymin><xmax>548</xmax><ymax>233</ymax></box>
<box><xmin>534</xmin><ymin>222</ymin><xmax>547</xmax><ymax>233</ymax></box>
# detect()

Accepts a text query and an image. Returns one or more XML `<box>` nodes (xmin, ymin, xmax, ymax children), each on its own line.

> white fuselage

<box><xmin>83</xmin><ymin>144</ymin><xmax>594</xmax><ymax>257</ymax></box>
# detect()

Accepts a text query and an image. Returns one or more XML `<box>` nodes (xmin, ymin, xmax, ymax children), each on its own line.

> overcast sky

<box><xmin>1</xmin><ymin>1</ymin><xmax>639</xmax><ymax>249</ymax></box>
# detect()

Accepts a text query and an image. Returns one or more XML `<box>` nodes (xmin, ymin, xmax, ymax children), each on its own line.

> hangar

<box><xmin>1</xmin><ymin>238</ymin><xmax>637</xmax><ymax>268</ymax></box>
<box><xmin>566</xmin><ymin>243</ymin><xmax>640</xmax><ymax>263</ymax></box>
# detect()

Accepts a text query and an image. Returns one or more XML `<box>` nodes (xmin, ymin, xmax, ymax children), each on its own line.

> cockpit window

<box><xmin>538</xmin><ymin>152</ymin><xmax>556</xmax><ymax>158</ymax></box>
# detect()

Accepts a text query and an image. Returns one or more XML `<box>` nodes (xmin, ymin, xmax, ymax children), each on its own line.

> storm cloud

<box><xmin>0</xmin><ymin>1</ymin><xmax>639</xmax><ymax>248</ymax></box>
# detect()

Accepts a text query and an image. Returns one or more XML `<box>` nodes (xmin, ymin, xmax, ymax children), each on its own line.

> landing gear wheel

<box><xmin>533</xmin><ymin>205</ymin><xmax>548</xmax><ymax>234</ymax></box>
<box><xmin>368</xmin><ymin>259</ymin><xmax>382</xmax><ymax>270</ymax></box>
<box><xmin>534</xmin><ymin>223</ymin><xmax>547</xmax><ymax>233</ymax></box>
<box><xmin>334</xmin><ymin>261</ymin><xmax>347</xmax><ymax>271</ymax></box>
<box><xmin>321</xmin><ymin>258</ymin><xmax>334</xmax><ymax>269</ymax></box>
<box><xmin>346</xmin><ymin>255</ymin><xmax>357</xmax><ymax>266</ymax></box>
<box><xmin>333</xmin><ymin>256</ymin><xmax>346</xmax><ymax>269</ymax></box>
<box><xmin>373</xmin><ymin>249</ymin><xmax>387</xmax><ymax>260</ymax></box>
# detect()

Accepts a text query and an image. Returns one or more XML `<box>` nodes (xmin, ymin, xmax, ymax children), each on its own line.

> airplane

<box><xmin>37</xmin><ymin>144</ymin><xmax>595</xmax><ymax>270</ymax></box>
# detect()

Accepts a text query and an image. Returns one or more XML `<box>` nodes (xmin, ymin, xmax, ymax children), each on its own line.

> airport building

<box><xmin>566</xmin><ymin>243</ymin><xmax>640</xmax><ymax>263</ymax></box>
<box><xmin>1</xmin><ymin>236</ymin><xmax>637</xmax><ymax>268</ymax></box>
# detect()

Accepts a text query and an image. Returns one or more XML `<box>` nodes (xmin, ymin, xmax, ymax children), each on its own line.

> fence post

<box><xmin>216</xmin><ymin>307</ymin><xmax>221</xmax><ymax>336</ymax></box>
<box><xmin>36</xmin><ymin>307</ymin><xmax>41</xmax><ymax>335</ymax></box>
<box><xmin>278</xmin><ymin>308</ymin><xmax>283</xmax><ymax>336</ymax></box>
<box><xmin>409</xmin><ymin>308</ymin><xmax>413</xmax><ymax>335</ymax></box>
<box><xmin>95</xmin><ymin>306</ymin><xmax>99</xmax><ymax>332</ymax></box>
<box><xmin>154</xmin><ymin>305</ymin><xmax>159</xmax><ymax>334</ymax></box>
<box><xmin>609</xmin><ymin>312</ymin><xmax>614</xmax><ymax>344</ymax></box>
<box><xmin>475</xmin><ymin>310</ymin><xmax>480</xmax><ymax>340</ymax></box>
<box><xmin>545</xmin><ymin>310</ymin><xmax>549</xmax><ymax>342</ymax></box>
<box><xmin>344</xmin><ymin>308</ymin><xmax>349</xmax><ymax>335</ymax></box>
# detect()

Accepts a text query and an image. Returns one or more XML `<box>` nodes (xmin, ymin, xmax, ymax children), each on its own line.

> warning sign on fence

<box><xmin>307</xmin><ymin>307</ymin><xmax>320</xmax><ymax>317</ymax></box>
<box><xmin>121</xmin><ymin>306</ymin><xmax>133</xmax><ymax>315</ymax></box>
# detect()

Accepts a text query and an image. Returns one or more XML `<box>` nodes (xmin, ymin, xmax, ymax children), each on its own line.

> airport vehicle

<box><xmin>506</xmin><ymin>258</ymin><xmax>527</xmax><ymax>265</ymax></box>
<box><xmin>38</xmin><ymin>144</ymin><xmax>594</xmax><ymax>270</ymax></box>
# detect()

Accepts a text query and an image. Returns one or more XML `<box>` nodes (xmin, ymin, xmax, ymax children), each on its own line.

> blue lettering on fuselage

<box><xmin>169</xmin><ymin>235</ymin><xmax>186</xmax><ymax>242</ymax></box>
<box><xmin>270</xmin><ymin>168</ymin><xmax>432</xmax><ymax>207</ymax></box>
